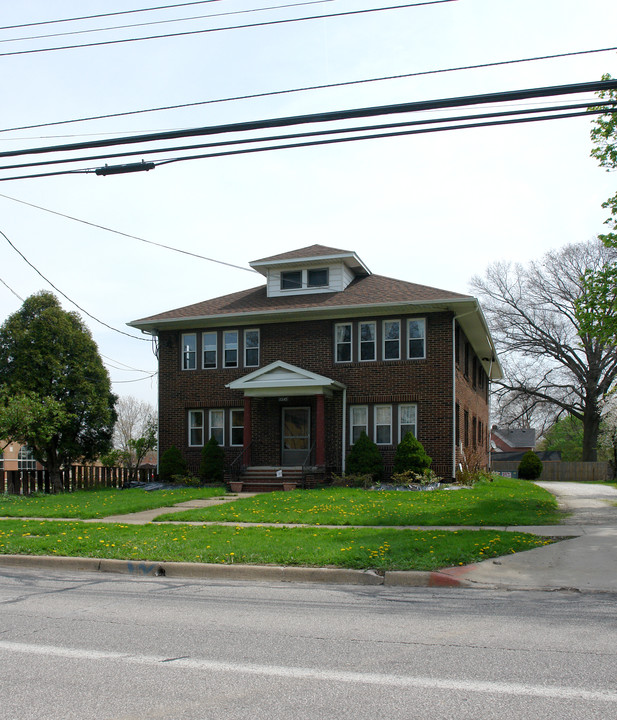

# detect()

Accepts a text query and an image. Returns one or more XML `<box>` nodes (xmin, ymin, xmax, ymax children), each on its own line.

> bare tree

<box><xmin>472</xmin><ymin>238</ymin><xmax>617</xmax><ymax>461</ymax></box>
<box><xmin>113</xmin><ymin>396</ymin><xmax>157</xmax><ymax>479</ymax></box>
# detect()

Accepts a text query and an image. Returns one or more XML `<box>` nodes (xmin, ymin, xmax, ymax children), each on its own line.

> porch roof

<box><xmin>226</xmin><ymin>360</ymin><xmax>346</xmax><ymax>397</ymax></box>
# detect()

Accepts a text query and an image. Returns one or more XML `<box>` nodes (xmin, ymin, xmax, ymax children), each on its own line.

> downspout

<box><xmin>342</xmin><ymin>387</ymin><xmax>347</xmax><ymax>473</ymax></box>
<box><xmin>452</xmin><ymin>317</ymin><xmax>457</xmax><ymax>481</ymax></box>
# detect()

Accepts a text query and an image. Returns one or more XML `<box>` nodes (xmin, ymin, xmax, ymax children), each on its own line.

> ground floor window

<box><xmin>188</xmin><ymin>410</ymin><xmax>204</xmax><ymax>446</ymax></box>
<box><xmin>350</xmin><ymin>405</ymin><xmax>368</xmax><ymax>444</ymax></box>
<box><xmin>399</xmin><ymin>404</ymin><xmax>417</xmax><ymax>442</ymax></box>
<box><xmin>230</xmin><ymin>409</ymin><xmax>244</xmax><ymax>446</ymax></box>
<box><xmin>18</xmin><ymin>446</ymin><xmax>37</xmax><ymax>471</ymax></box>
<box><xmin>375</xmin><ymin>405</ymin><xmax>392</xmax><ymax>445</ymax></box>
<box><xmin>209</xmin><ymin>409</ymin><xmax>225</xmax><ymax>445</ymax></box>
<box><xmin>349</xmin><ymin>403</ymin><xmax>419</xmax><ymax>447</ymax></box>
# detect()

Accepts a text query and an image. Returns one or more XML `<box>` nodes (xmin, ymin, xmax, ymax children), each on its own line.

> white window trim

<box><xmin>335</xmin><ymin>322</ymin><xmax>353</xmax><ymax>363</ymax></box>
<box><xmin>407</xmin><ymin>317</ymin><xmax>427</xmax><ymax>360</ymax></box>
<box><xmin>307</xmin><ymin>267</ymin><xmax>329</xmax><ymax>288</ymax></box>
<box><xmin>188</xmin><ymin>410</ymin><xmax>204</xmax><ymax>447</ymax></box>
<box><xmin>374</xmin><ymin>404</ymin><xmax>392</xmax><ymax>446</ymax></box>
<box><xmin>209</xmin><ymin>409</ymin><xmax>225</xmax><ymax>445</ymax></box>
<box><xmin>359</xmin><ymin>321</ymin><xmax>377</xmax><ymax>362</ymax></box>
<box><xmin>182</xmin><ymin>333</ymin><xmax>197</xmax><ymax>370</ymax></box>
<box><xmin>280</xmin><ymin>270</ymin><xmax>303</xmax><ymax>291</ymax></box>
<box><xmin>244</xmin><ymin>328</ymin><xmax>260</xmax><ymax>368</ymax></box>
<box><xmin>223</xmin><ymin>330</ymin><xmax>239</xmax><ymax>368</ymax></box>
<box><xmin>382</xmin><ymin>319</ymin><xmax>401</xmax><ymax>361</ymax></box>
<box><xmin>398</xmin><ymin>403</ymin><xmax>418</xmax><ymax>443</ymax></box>
<box><xmin>230</xmin><ymin>408</ymin><xmax>244</xmax><ymax>447</ymax></box>
<box><xmin>202</xmin><ymin>331</ymin><xmax>217</xmax><ymax>370</ymax></box>
<box><xmin>350</xmin><ymin>405</ymin><xmax>368</xmax><ymax>445</ymax></box>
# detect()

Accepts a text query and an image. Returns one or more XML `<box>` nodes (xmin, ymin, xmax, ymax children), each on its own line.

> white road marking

<box><xmin>1</xmin><ymin>640</ymin><xmax>615</xmax><ymax>703</ymax></box>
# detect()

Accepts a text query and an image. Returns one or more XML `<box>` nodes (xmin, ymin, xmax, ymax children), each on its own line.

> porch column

<box><xmin>316</xmin><ymin>393</ymin><xmax>325</xmax><ymax>466</ymax></box>
<box><xmin>243</xmin><ymin>396</ymin><xmax>252</xmax><ymax>466</ymax></box>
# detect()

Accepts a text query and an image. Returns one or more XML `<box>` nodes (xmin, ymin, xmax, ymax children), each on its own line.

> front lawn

<box><xmin>0</xmin><ymin>486</ymin><xmax>226</xmax><ymax>519</ymax></box>
<box><xmin>0</xmin><ymin>520</ymin><xmax>554</xmax><ymax>571</ymax></box>
<box><xmin>155</xmin><ymin>477</ymin><xmax>561</xmax><ymax>526</ymax></box>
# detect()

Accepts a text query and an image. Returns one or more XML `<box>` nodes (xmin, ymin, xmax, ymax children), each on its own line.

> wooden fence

<box><xmin>491</xmin><ymin>460</ymin><xmax>614</xmax><ymax>483</ymax></box>
<box><xmin>0</xmin><ymin>465</ymin><xmax>157</xmax><ymax>495</ymax></box>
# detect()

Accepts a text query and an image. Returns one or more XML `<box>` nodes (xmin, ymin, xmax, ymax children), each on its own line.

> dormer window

<box><xmin>281</xmin><ymin>271</ymin><xmax>302</xmax><ymax>290</ymax></box>
<box><xmin>307</xmin><ymin>268</ymin><xmax>329</xmax><ymax>287</ymax></box>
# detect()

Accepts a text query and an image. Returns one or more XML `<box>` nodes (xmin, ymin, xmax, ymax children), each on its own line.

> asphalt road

<box><xmin>1</xmin><ymin>568</ymin><xmax>616</xmax><ymax>719</ymax></box>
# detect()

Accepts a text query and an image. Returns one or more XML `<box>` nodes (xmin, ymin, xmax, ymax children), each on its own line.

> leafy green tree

<box><xmin>158</xmin><ymin>445</ymin><xmax>187</xmax><ymax>481</ymax></box>
<box><xmin>0</xmin><ymin>391</ymin><xmax>68</xmax><ymax>453</ymax></box>
<box><xmin>0</xmin><ymin>292</ymin><xmax>117</xmax><ymax>492</ymax></box>
<box><xmin>393</xmin><ymin>431</ymin><xmax>432</xmax><ymax>474</ymax></box>
<box><xmin>518</xmin><ymin>451</ymin><xmax>543</xmax><ymax>481</ymax></box>
<box><xmin>199</xmin><ymin>436</ymin><xmax>225</xmax><ymax>483</ymax></box>
<box><xmin>346</xmin><ymin>431</ymin><xmax>384</xmax><ymax>480</ymax></box>
<box><xmin>538</xmin><ymin>416</ymin><xmax>584</xmax><ymax>462</ymax></box>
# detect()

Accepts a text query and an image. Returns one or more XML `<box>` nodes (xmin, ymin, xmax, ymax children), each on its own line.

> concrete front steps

<box><xmin>227</xmin><ymin>466</ymin><xmax>303</xmax><ymax>493</ymax></box>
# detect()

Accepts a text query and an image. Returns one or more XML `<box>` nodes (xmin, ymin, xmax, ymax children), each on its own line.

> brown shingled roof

<box><xmin>251</xmin><ymin>244</ymin><xmax>353</xmax><ymax>264</ymax></box>
<box><xmin>131</xmin><ymin>273</ymin><xmax>472</xmax><ymax>327</ymax></box>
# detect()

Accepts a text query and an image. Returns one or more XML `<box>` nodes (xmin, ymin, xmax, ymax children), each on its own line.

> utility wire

<box><xmin>1</xmin><ymin>1</ymin><xmax>332</xmax><ymax>44</ymax></box>
<box><xmin>0</xmin><ymin>1</ymin><xmax>458</xmax><ymax>57</ymax></box>
<box><xmin>0</xmin><ymin>228</ymin><xmax>151</xmax><ymax>341</ymax></box>
<box><xmin>2</xmin><ymin>79</ymin><xmax>615</xmax><ymax>161</ymax></box>
<box><xmin>0</xmin><ymin>275</ymin><xmax>24</xmax><ymax>301</ymax></box>
<box><xmin>3</xmin><ymin>44</ymin><xmax>615</xmax><ymax>135</ymax></box>
<box><xmin>0</xmin><ymin>192</ymin><xmax>259</xmax><ymax>273</ymax></box>
<box><xmin>0</xmin><ymin>1</ymin><xmax>225</xmax><ymax>30</ymax></box>
<box><xmin>0</xmin><ymin>102</ymin><xmax>608</xmax><ymax>173</ymax></box>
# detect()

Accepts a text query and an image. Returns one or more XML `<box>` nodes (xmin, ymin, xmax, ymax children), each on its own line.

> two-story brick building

<box><xmin>130</xmin><ymin>245</ymin><xmax>501</xmax><ymax>483</ymax></box>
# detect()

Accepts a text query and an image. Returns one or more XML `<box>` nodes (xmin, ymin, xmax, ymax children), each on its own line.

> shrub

<box><xmin>199</xmin><ymin>436</ymin><xmax>225</xmax><ymax>483</ymax></box>
<box><xmin>158</xmin><ymin>445</ymin><xmax>187</xmax><ymax>481</ymax></box>
<box><xmin>331</xmin><ymin>472</ymin><xmax>374</xmax><ymax>489</ymax></box>
<box><xmin>393</xmin><ymin>432</ymin><xmax>432</xmax><ymax>474</ymax></box>
<box><xmin>518</xmin><ymin>450</ymin><xmax>543</xmax><ymax>480</ymax></box>
<box><xmin>346</xmin><ymin>432</ymin><xmax>384</xmax><ymax>480</ymax></box>
<box><xmin>391</xmin><ymin>469</ymin><xmax>442</xmax><ymax>487</ymax></box>
<box><xmin>456</xmin><ymin>445</ymin><xmax>492</xmax><ymax>487</ymax></box>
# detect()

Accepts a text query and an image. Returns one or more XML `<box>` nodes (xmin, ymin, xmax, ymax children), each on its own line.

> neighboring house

<box><xmin>0</xmin><ymin>443</ymin><xmax>43</xmax><ymax>473</ymax></box>
<box><xmin>491</xmin><ymin>426</ymin><xmax>537</xmax><ymax>454</ymax></box>
<box><xmin>130</xmin><ymin>245</ymin><xmax>502</xmax><ymax>482</ymax></box>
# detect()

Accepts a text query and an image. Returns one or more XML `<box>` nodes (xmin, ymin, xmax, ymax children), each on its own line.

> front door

<box><xmin>281</xmin><ymin>407</ymin><xmax>310</xmax><ymax>466</ymax></box>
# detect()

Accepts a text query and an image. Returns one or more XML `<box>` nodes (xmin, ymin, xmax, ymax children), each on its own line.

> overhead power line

<box><xmin>1</xmin><ymin>1</ymin><xmax>332</xmax><ymax>45</ymax></box>
<box><xmin>1</xmin><ymin>79</ymin><xmax>615</xmax><ymax>161</ymax></box>
<box><xmin>3</xmin><ymin>44</ymin><xmax>615</xmax><ymax>135</ymax></box>
<box><xmin>0</xmin><ymin>1</ymin><xmax>225</xmax><ymax>30</ymax></box>
<box><xmin>0</xmin><ymin>228</ymin><xmax>151</xmax><ymax>341</ymax></box>
<box><xmin>0</xmin><ymin>1</ymin><xmax>458</xmax><ymax>57</ymax></box>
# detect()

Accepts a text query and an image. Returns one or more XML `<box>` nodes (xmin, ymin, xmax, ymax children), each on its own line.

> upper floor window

<box><xmin>18</xmin><ymin>446</ymin><xmax>37</xmax><ymax>471</ymax></box>
<box><xmin>281</xmin><ymin>271</ymin><xmax>302</xmax><ymax>290</ymax></box>
<box><xmin>383</xmin><ymin>320</ymin><xmax>400</xmax><ymax>360</ymax></box>
<box><xmin>335</xmin><ymin>323</ymin><xmax>352</xmax><ymax>363</ymax></box>
<box><xmin>244</xmin><ymin>329</ymin><xmax>259</xmax><ymax>368</ymax></box>
<box><xmin>408</xmin><ymin>318</ymin><xmax>426</xmax><ymax>359</ymax></box>
<box><xmin>224</xmin><ymin>331</ymin><xmax>238</xmax><ymax>368</ymax></box>
<box><xmin>307</xmin><ymin>268</ymin><xmax>329</xmax><ymax>287</ymax></box>
<box><xmin>182</xmin><ymin>333</ymin><xmax>197</xmax><ymax>370</ymax></box>
<box><xmin>359</xmin><ymin>321</ymin><xmax>376</xmax><ymax>361</ymax></box>
<box><xmin>203</xmin><ymin>331</ymin><xmax>217</xmax><ymax>369</ymax></box>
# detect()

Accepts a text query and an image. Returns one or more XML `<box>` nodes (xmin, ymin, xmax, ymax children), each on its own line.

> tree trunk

<box><xmin>582</xmin><ymin>407</ymin><xmax>601</xmax><ymax>461</ymax></box>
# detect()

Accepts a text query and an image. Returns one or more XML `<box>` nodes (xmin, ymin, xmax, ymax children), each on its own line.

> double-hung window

<box><xmin>209</xmin><ymin>409</ymin><xmax>224</xmax><ymax>445</ymax></box>
<box><xmin>281</xmin><ymin>270</ymin><xmax>302</xmax><ymax>290</ymax></box>
<box><xmin>335</xmin><ymin>323</ymin><xmax>352</xmax><ymax>362</ymax></box>
<box><xmin>375</xmin><ymin>405</ymin><xmax>392</xmax><ymax>445</ymax></box>
<box><xmin>359</xmin><ymin>321</ymin><xmax>376</xmax><ymax>361</ymax></box>
<box><xmin>408</xmin><ymin>318</ymin><xmax>426</xmax><ymax>359</ymax></box>
<box><xmin>383</xmin><ymin>320</ymin><xmax>400</xmax><ymax>360</ymax></box>
<box><xmin>188</xmin><ymin>410</ymin><xmax>204</xmax><ymax>446</ymax></box>
<box><xmin>307</xmin><ymin>268</ymin><xmax>328</xmax><ymax>287</ymax></box>
<box><xmin>224</xmin><ymin>330</ymin><xmax>238</xmax><ymax>368</ymax></box>
<box><xmin>182</xmin><ymin>333</ymin><xmax>197</xmax><ymax>370</ymax></box>
<box><xmin>230</xmin><ymin>409</ymin><xmax>244</xmax><ymax>446</ymax></box>
<box><xmin>244</xmin><ymin>329</ymin><xmax>259</xmax><ymax>368</ymax></box>
<box><xmin>203</xmin><ymin>331</ymin><xmax>217</xmax><ymax>369</ymax></box>
<box><xmin>399</xmin><ymin>404</ymin><xmax>417</xmax><ymax>442</ymax></box>
<box><xmin>350</xmin><ymin>406</ymin><xmax>368</xmax><ymax>444</ymax></box>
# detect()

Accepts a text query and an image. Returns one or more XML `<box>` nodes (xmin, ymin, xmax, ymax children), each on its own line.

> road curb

<box><xmin>0</xmin><ymin>554</ymin><xmax>477</xmax><ymax>587</ymax></box>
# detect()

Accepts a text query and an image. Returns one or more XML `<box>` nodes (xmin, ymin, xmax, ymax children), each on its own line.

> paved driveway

<box><xmin>535</xmin><ymin>481</ymin><xmax>617</xmax><ymax>525</ymax></box>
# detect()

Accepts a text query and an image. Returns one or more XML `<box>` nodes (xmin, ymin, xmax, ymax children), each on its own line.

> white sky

<box><xmin>1</xmin><ymin>0</ymin><xmax>616</xmax><ymax>407</ymax></box>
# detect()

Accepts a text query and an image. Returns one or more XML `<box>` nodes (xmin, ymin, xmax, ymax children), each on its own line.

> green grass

<box><xmin>0</xmin><ymin>519</ymin><xmax>555</xmax><ymax>571</ymax></box>
<box><xmin>156</xmin><ymin>477</ymin><xmax>561</xmax><ymax>526</ymax></box>
<box><xmin>0</xmin><ymin>486</ymin><xmax>226</xmax><ymax>519</ymax></box>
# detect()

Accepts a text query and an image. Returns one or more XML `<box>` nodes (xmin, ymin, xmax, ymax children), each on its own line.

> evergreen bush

<box><xmin>199</xmin><ymin>435</ymin><xmax>225</xmax><ymax>483</ymax></box>
<box><xmin>346</xmin><ymin>432</ymin><xmax>384</xmax><ymax>480</ymax></box>
<box><xmin>518</xmin><ymin>450</ymin><xmax>543</xmax><ymax>480</ymax></box>
<box><xmin>158</xmin><ymin>445</ymin><xmax>187</xmax><ymax>481</ymax></box>
<box><xmin>393</xmin><ymin>432</ymin><xmax>432</xmax><ymax>474</ymax></box>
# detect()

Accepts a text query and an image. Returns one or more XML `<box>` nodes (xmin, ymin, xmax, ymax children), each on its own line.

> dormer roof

<box><xmin>249</xmin><ymin>244</ymin><xmax>371</xmax><ymax>278</ymax></box>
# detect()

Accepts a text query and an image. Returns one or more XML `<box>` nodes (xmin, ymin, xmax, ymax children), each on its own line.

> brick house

<box><xmin>130</xmin><ymin>245</ymin><xmax>501</xmax><ymax>484</ymax></box>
